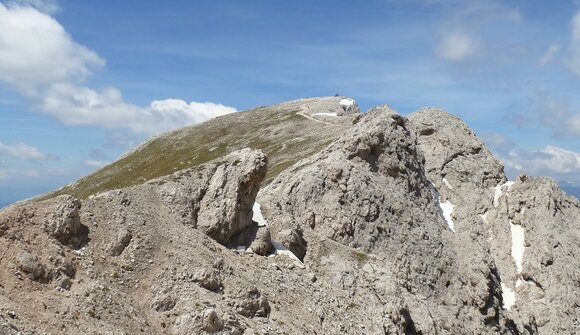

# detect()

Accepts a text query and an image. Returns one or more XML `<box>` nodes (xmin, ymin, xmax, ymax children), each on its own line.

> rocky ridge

<box><xmin>0</xmin><ymin>97</ymin><xmax>578</xmax><ymax>334</ymax></box>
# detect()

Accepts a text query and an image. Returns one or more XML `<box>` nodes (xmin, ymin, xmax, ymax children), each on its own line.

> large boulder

<box><xmin>196</xmin><ymin>148</ymin><xmax>268</xmax><ymax>245</ymax></box>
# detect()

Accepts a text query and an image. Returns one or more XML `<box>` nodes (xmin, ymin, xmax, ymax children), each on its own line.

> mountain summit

<box><xmin>0</xmin><ymin>97</ymin><xmax>578</xmax><ymax>334</ymax></box>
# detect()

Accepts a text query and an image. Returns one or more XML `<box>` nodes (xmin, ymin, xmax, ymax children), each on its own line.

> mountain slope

<box><xmin>42</xmin><ymin>96</ymin><xmax>360</xmax><ymax>200</ymax></box>
<box><xmin>0</xmin><ymin>97</ymin><xmax>578</xmax><ymax>334</ymax></box>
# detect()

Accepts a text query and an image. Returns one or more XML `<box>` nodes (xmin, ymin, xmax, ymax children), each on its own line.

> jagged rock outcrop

<box><xmin>409</xmin><ymin>108</ymin><xmax>580</xmax><ymax>334</ymax></box>
<box><xmin>485</xmin><ymin>176</ymin><xmax>580</xmax><ymax>333</ymax></box>
<box><xmin>0</xmin><ymin>98</ymin><xmax>578</xmax><ymax>335</ymax></box>
<box><xmin>195</xmin><ymin>148</ymin><xmax>268</xmax><ymax>245</ymax></box>
<box><xmin>257</xmin><ymin>105</ymin><xmax>523</xmax><ymax>334</ymax></box>
<box><xmin>260</xmin><ymin>106</ymin><xmax>444</xmax><ymax>251</ymax></box>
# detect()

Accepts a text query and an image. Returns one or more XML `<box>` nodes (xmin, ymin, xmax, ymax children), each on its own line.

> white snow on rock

<box><xmin>442</xmin><ymin>177</ymin><xmax>454</xmax><ymax>190</ymax></box>
<box><xmin>480</xmin><ymin>211</ymin><xmax>489</xmax><ymax>224</ymax></box>
<box><xmin>252</xmin><ymin>202</ymin><xmax>303</xmax><ymax>265</ymax></box>
<box><xmin>480</xmin><ymin>211</ymin><xmax>494</xmax><ymax>241</ymax></box>
<box><xmin>439</xmin><ymin>198</ymin><xmax>456</xmax><ymax>233</ymax></box>
<box><xmin>270</xmin><ymin>240</ymin><xmax>304</xmax><ymax>266</ymax></box>
<box><xmin>311</xmin><ymin>112</ymin><xmax>338</xmax><ymax>117</ymax></box>
<box><xmin>501</xmin><ymin>283</ymin><xmax>516</xmax><ymax>310</ymax></box>
<box><xmin>252</xmin><ymin>202</ymin><xmax>268</xmax><ymax>227</ymax></box>
<box><xmin>339</xmin><ymin>98</ymin><xmax>355</xmax><ymax>108</ymax></box>
<box><xmin>493</xmin><ymin>181</ymin><xmax>515</xmax><ymax>207</ymax></box>
<box><xmin>510</xmin><ymin>219</ymin><xmax>525</xmax><ymax>273</ymax></box>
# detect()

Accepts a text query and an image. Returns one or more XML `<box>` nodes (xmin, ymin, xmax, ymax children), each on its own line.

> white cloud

<box><xmin>0</xmin><ymin>142</ymin><xmax>47</xmax><ymax>160</ymax></box>
<box><xmin>0</xmin><ymin>3</ymin><xmax>236</xmax><ymax>136</ymax></box>
<box><xmin>7</xmin><ymin>0</ymin><xmax>59</xmax><ymax>14</ymax></box>
<box><xmin>502</xmin><ymin>146</ymin><xmax>580</xmax><ymax>178</ymax></box>
<box><xmin>0</xmin><ymin>3</ymin><xmax>103</xmax><ymax>91</ymax></box>
<box><xmin>0</xmin><ymin>168</ymin><xmax>39</xmax><ymax>179</ymax></box>
<box><xmin>482</xmin><ymin>131</ymin><xmax>513</xmax><ymax>153</ymax></box>
<box><xmin>566</xmin><ymin>11</ymin><xmax>580</xmax><ymax>76</ymax></box>
<box><xmin>41</xmin><ymin>83</ymin><xmax>236</xmax><ymax>134</ymax></box>
<box><xmin>539</xmin><ymin>44</ymin><xmax>561</xmax><ymax>65</ymax></box>
<box><xmin>0</xmin><ymin>167</ymin><xmax>65</xmax><ymax>179</ymax></box>
<box><xmin>83</xmin><ymin>159</ymin><xmax>110</xmax><ymax>169</ymax></box>
<box><xmin>436</xmin><ymin>32</ymin><xmax>479</xmax><ymax>61</ymax></box>
<box><xmin>535</xmin><ymin>95</ymin><xmax>580</xmax><ymax>138</ymax></box>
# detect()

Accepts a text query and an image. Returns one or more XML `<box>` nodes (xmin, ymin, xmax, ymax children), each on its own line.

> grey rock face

<box><xmin>196</xmin><ymin>149</ymin><xmax>268</xmax><ymax>245</ymax></box>
<box><xmin>487</xmin><ymin>175</ymin><xmax>580</xmax><ymax>333</ymax></box>
<box><xmin>259</xmin><ymin>105</ymin><xmax>469</xmax><ymax>332</ymax></box>
<box><xmin>0</xmin><ymin>97</ymin><xmax>578</xmax><ymax>335</ymax></box>
<box><xmin>409</xmin><ymin>108</ymin><xmax>505</xmax><ymax>187</ymax></box>
<box><xmin>275</xmin><ymin>228</ymin><xmax>307</xmax><ymax>261</ymax></box>
<box><xmin>153</xmin><ymin>148</ymin><xmax>267</xmax><ymax>247</ymax></box>
<box><xmin>260</xmin><ymin>105</ymin><xmax>446</xmax><ymax>256</ymax></box>
<box><xmin>408</xmin><ymin>107</ymin><xmax>511</xmax><ymax>333</ymax></box>
<box><xmin>408</xmin><ymin>107</ymin><xmax>580</xmax><ymax>333</ymax></box>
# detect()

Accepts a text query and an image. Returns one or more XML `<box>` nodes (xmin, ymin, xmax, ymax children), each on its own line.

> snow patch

<box><xmin>252</xmin><ymin>202</ymin><xmax>268</xmax><ymax>227</ymax></box>
<box><xmin>270</xmin><ymin>240</ymin><xmax>303</xmax><ymax>265</ymax></box>
<box><xmin>253</xmin><ymin>202</ymin><xmax>303</xmax><ymax>265</ymax></box>
<box><xmin>480</xmin><ymin>211</ymin><xmax>489</xmax><ymax>224</ymax></box>
<box><xmin>480</xmin><ymin>211</ymin><xmax>494</xmax><ymax>241</ymax></box>
<box><xmin>493</xmin><ymin>181</ymin><xmax>515</xmax><ymax>207</ymax></box>
<box><xmin>339</xmin><ymin>98</ymin><xmax>355</xmax><ymax>108</ymax></box>
<box><xmin>501</xmin><ymin>283</ymin><xmax>516</xmax><ymax>310</ymax></box>
<box><xmin>510</xmin><ymin>220</ymin><xmax>525</xmax><ymax>273</ymax></box>
<box><xmin>311</xmin><ymin>112</ymin><xmax>337</xmax><ymax>117</ymax></box>
<box><xmin>442</xmin><ymin>177</ymin><xmax>454</xmax><ymax>190</ymax></box>
<box><xmin>439</xmin><ymin>198</ymin><xmax>455</xmax><ymax>233</ymax></box>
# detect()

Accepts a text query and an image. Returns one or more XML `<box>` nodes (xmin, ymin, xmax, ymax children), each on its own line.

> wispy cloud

<box><xmin>535</xmin><ymin>94</ymin><xmax>580</xmax><ymax>138</ymax></box>
<box><xmin>436</xmin><ymin>31</ymin><xmax>479</xmax><ymax>61</ymax></box>
<box><xmin>481</xmin><ymin>131</ymin><xmax>514</xmax><ymax>154</ymax></box>
<box><xmin>6</xmin><ymin>0</ymin><xmax>58</xmax><ymax>14</ymax></box>
<box><xmin>0</xmin><ymin>3</ymin><xmax>236</xmax><ymax>136</ymax></box>
<box><xmin>539</xmin><ymin>44</ymin><xmax>561</xmax><ymax>65</ymax></box>
<box><xmin>0</xmin><ymin>167</ymin><xmax>64</xmax><ymax>179</ymax></box>
<box><xmin>434</xmin><ymin>1</ymin><xmax>521</xmax><ymax>63</ymax></box>
<box><xmin>0</xmin><ymin>142</ymin><xmax>47</xmax><ymax>160</ymax></box>
<box><xmin>566</xmin><ymin>11</ymin><xmax>580</xmax><ymax>76</ymax></box>
<box><xmin>501</xmin><ymin>145</ymin><xmax>580</xmax><ymax>179</ymax></box>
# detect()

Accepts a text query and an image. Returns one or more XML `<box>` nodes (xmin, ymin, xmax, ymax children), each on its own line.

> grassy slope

<box><xmin>43</xmin><ymin>98</ymin><xmax>356</xmax><ymax>200</ymax></box>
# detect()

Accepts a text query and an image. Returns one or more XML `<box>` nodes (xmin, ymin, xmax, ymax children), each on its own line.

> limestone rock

<box><xmin>108</xmin><ymin>229</ymin><xmax>132</xmax><ymax>256</ymax></box>
<box><xmin>276</xmin><ymin>228</ymin><xmax>306</xmax><ymax>261</ymax></box>
<box><xmin>201</xmin><ymin>308</ymin><xmax>224</xmax><ymax>332</ymax></box>
<box><xmin>42</xmin><ymin>195</ymin><xmax>85</xmax><ymax>247</ymax></box>
<box><xmin>193</xmin><ymin>267</ymin><xmax>223</xmax><ymax>292</ymax></box>
<box><xmin>17</xmin><ymin>252</ymin><xmax>45</xmax><ymax>281</ymax></box>
<box><xmin>197</xmin><ymin>148</ymin><xmax>268</xmax><ymax>245</ymax></box>
<box><xmin>234</xmin><ymin>287</ymin><xmax>270</xmax><ymax>318</ymax></box>
<box><xmin>0</xmin><ymin>97</ymin><xmax>578</xmax><ymax>335</ymax></box>
<box><xmin>247</xmin><ymin>225</ymin><xmax>273</xmax><ymax>256</ymax></box>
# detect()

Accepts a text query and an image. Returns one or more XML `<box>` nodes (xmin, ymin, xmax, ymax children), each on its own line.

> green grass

<box><xmin>353</xmin><ymin>251</ymin><xmax>370</xmax><ymax>263</ymax></box>
<box><xmin>38</xmin><ymin>105</ymin><xmax>351</xmax><ymax>201</ymax></box>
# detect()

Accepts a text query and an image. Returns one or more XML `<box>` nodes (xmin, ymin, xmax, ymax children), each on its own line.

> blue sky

<box><xmin>1</xmin><ymin>0</ymin><xmax>579</xmax><ymax>205</ymax></box>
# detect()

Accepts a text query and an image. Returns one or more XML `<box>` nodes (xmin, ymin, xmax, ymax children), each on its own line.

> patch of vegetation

<box><xmin>38</xmin><ymin>105</ymin><xmax>351</xmax><ymax>201</ymax></box>
<box><xmin>353</xmin><ymin>250</ymin><xmax>370</xmax><ymax>263</ymax></box>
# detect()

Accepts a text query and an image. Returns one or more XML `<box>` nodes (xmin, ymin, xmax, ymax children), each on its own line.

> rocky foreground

<box><xmin>0</xmin><ymin>98</ymin><xmax>578</xmax><ymax>334</ymax></box>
